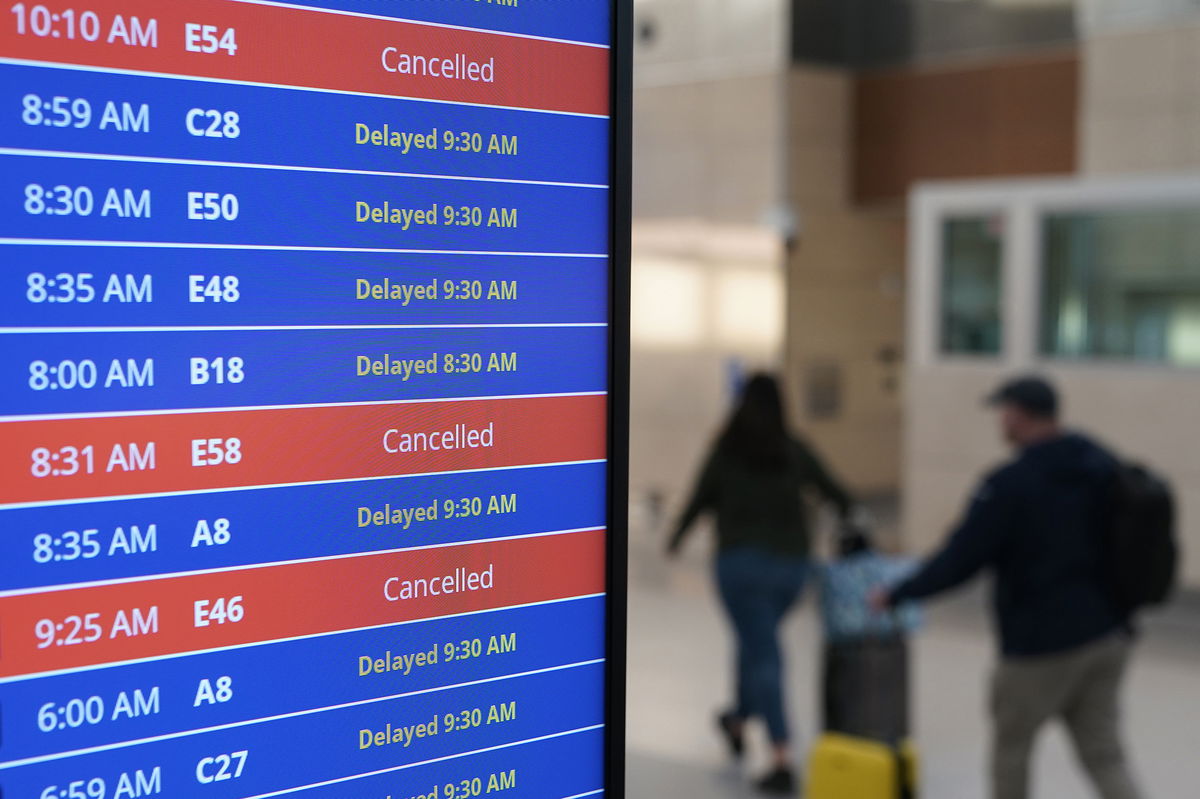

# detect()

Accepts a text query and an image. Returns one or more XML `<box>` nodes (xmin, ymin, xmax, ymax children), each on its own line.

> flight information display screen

<box><xmin>0</xmin><ymin>2</ymin><xmax>627</xmax><ymax>797</ymax></box>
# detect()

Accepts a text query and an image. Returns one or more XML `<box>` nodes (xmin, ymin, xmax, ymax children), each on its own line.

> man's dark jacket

<box><xmin>890</xmin><ymin>433</ymin><xmax>1128</xmax><ymax>658</ymax></box>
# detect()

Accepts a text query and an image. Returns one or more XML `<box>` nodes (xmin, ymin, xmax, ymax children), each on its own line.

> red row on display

<box><xmin>2</xmin><ymin>0</ymin><xmax>610</xmax><ymax>115</ymax></box>
<box><xmin>0</xmin><ymin>394</ymin><xmax>608</xmax><ymax>504</ymax></box>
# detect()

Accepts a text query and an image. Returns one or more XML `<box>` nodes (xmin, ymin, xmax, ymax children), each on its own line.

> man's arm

<box><xmin>887</xmin><ymin>478</ymin><xmax>1012</xmax><ymax>605</ymax></box>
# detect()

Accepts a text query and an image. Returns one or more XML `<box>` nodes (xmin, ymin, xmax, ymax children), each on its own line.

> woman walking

<box><xmin>667</xmin><ymin>373</ymin><xmax>852</xmax><ymax>793</ymax></box>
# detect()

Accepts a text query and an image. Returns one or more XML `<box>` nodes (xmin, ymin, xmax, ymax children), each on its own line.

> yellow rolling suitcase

<box><xmin>806</xmin><ymin>733</ymin><xmax>918</xmax><ymax>799</ymax></box>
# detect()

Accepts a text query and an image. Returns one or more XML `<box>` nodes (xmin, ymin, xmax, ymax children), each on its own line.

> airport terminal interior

<box><xmin>6</xmin><ymin>0</ymin><xmax>1200</xmax><ymax>796</ymax></box>
<box><xmin>627</xmin><ymin>0</ymin><xmax>1200</xmax><ymax>795</ymax></box>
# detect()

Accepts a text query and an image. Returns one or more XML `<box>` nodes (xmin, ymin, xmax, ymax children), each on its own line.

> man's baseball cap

<box><xmin>986</xmin><ymin>375</ymin><xmax>1059</xmax><ymax>418</ymax></box>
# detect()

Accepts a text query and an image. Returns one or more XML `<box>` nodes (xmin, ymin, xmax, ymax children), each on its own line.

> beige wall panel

<box><xmin>1081</xmin><ymin>24</ymin><xmax>1200</xmax><ymax>174</ymax></box>
<box><xmin>629</xmin><ymin>349</ymin><xmax>730</xmax><ymax>500</ymax></box>
<box><xmin>1175</xmin><ymin>487</ymin><xmax>1200</xmax><ymax>587</ymax></box>
<box><xmin>790</xmin><ymin>288</ymin><xmax>903</xmax><ymax>351</ymax></box>
<box><xmin>1084</xmin><ymin>28</ymin><xmax>1184</xmax><ymax>110</ymax></box>
<box><xmin>1082</xmin><ymin>110</ymin><xmax>1181</xmax><ymax>173</ymax></box>
<box><xmin>709</xmin><ymin>151</ymin><xmax>780</xmax><ymax>223</ymax></box>
<box><xmin>632</xmin><ymin>0</ymin><xmax>787</xmax><ymax>75</ymax></box>
<box><xmin>790</xmin><ymin>143</ymin><xmax>851</xmax><ymax>210</ymax></box>
<box><xmin>633</xmin><ymin>75</ymin><xmax>783</xmax><ymax>223</ymax></box>
<box><xmin>631</xmin><ymin>146</ymin><xmax>709</xmax><ymax>219</ymax></box>
<box><xmin>793</xmin><ymin>214</ymin><xmax>908</xmax><ymax>281</ymax></box>
<box><xmin>634</xmin><ymin>81</ymin><xmax>708</xmax><ymax>138</ymax></box>
<box><xmin>632</xmin><ymin>83</ymin><xmax>707</xmax><ymax>219</ymax></box>
<box><xmin>1081</xmin><ymin>0</ymin><xmax>1200</xmax><ymax>37</ymax></box>
<box><xmin>901</xmin><ymin>365</ymin><xmax>1010</xmax><ymax>553</ymax></box>
<box><xmin>708</xmin><ymin>74</ymin><xmax>782</xmax><ymax>138</ymax></box>
<box><xmin>788</xmin><ymin>68</ymin><xmax>852</xmax><ymax>212</ymax></box>
<box><xmin>801</xmin><ymin>411</ymin><xmax>904</xmax><ymax>499</ymax></box>
<box><xmin>1179</xmin><ymin>108</ymin><xmax>1200</xmax><ymax>167</ymax></box>
<box><xmin>786</xmin><ymin>207</ymin><xmax>907</xmax><ymax>495</ymax></box>
<box><xmin>789</xmin><ymin>69</ymin><xmax>851</xmax><ymax>146</ymax></box>
<box><xmin>708</xmin><ymin>75</ymin><xmax>784</xmax><ymax>221</ymax></box>
<box><xmin>902</xmin><ymin>465</ymin><xmax>980</xmax><ymax>554</ymax></box>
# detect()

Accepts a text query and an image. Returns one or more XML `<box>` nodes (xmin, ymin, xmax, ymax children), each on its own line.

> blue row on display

<box><xmin>0</xmin><ymin>246</ymin><xmax>608</xmax><ymax>328</ymax></box>
<box><xmin>0</xmin><ymin>462</ymin><xmax>607</xmax><ymax>590</ymax></box>
<box><xmin>20</xmin><ymin>728</ymin><xmax>605</xmax><ymax>799</ymax></box>
<box><xmin>294</xmin><ymin>727</ymin><xmax>604</xmax><ymax>799</ymax></box>
<box><xmin>2</xmin><ymin>63</ymin><xmax>610</xmax><ymax>185</ymax></box>
<box><xmin>0</xmin><ymin>596</ymin><xmax>605</xmax><ymax>761</ymax></box>
<box><xmin>3</xmin><ymin>154</ymin><xmax>609</xmax><ymax>252</ymax></box>
<box><xmin>0</xmin><ymin>326</ymin><xmax>607</xmax><ymax>415</ymax></box>
<box><xmin>0</xmin><ymin>660</ymin><xmax>606</xmax><ymax>798</ymax></box>
<box><xmin>272</xmin><ymin>0</ymin><xmax>612</xmax><ymax>45</ymax></box>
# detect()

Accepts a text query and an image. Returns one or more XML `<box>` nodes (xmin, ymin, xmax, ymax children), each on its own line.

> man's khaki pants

<box><xmin>991</xmin><ymin>631</ymin><xmax>1143</xmax><ymax>799</ymax></box>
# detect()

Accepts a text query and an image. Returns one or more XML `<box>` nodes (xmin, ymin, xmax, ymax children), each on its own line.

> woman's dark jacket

<box><xmin>670</xmin><ymin>437</ymin><xmax>851</xmax><ymax>558</ymax></box>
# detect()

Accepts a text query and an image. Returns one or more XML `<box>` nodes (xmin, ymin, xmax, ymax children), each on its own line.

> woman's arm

<box><xmin>795</xmin><ymin>439</ymin><xmax>853</xmax><ymax>518</ymax></box>
<box><xmin>667</xmin><ymin>450</ymin><xmax>720</xmax><ymax>554</ymax></box>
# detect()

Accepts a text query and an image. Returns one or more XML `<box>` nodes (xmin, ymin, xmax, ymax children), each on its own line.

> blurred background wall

<box><xmin>631</xmin><ymin>0</ymin><xmax>1200</xmax><ymax>586</ymax></box>
<box><xmin>787</xmin><ymin>0</ymin><xmax>1078</xmax><ymax>527</ymax></box>
<box><xmin>630</xmin><ymin>0</ymin><xmax>789</xmax><ymax>531</ymax></box>
<box><xmin>899</xmin><ymin>0</ymin><xmax>1200</xmax><ymax>587</ymax></box>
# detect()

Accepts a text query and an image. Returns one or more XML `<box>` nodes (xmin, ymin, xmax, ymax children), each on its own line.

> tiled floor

<box><xmin>625</xmin><ymin>531</ymin><xmax>1200</xmax><ymax>797</ymax></box>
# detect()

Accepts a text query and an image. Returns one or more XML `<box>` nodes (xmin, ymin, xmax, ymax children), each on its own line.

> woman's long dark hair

<box><xmin>716</xmin><ymin>373</ymin><xmax>791</xmax><ymax>470</ymax></box>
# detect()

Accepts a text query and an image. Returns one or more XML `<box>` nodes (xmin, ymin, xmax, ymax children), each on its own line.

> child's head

<box><xmin>838</xmin><ymin>523</ymin><xmax>874</xmax><ymax>558</ymax></box>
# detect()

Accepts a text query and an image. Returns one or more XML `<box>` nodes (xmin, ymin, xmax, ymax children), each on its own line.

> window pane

<box><xmin>941</xmin><ymin>215</ymin><xmax>1004</xmax><ymax>355</ymax></box>
<box><xmin>1041</xmin><ymin>208</ymin><xmax>1200</xmax><ymax>366</ymax></box>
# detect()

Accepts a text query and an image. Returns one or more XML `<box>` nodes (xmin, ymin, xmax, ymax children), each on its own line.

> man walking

<box><xmin>874</xmin><ymin>376</ymin><xmax>1144</xmax><ymax>799</ymax></box>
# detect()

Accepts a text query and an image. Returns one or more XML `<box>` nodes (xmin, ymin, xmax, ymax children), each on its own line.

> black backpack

<box><xmin>1108</xmin><ymin>463</ymin><xmax>1179</xmax><ymax>612</ymax></box>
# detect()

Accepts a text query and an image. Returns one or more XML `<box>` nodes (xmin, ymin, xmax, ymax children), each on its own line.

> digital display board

<box><xmin>0</xmin><ymin>2</ymin><xmax>630</xmax><ymax>797</ymax></box>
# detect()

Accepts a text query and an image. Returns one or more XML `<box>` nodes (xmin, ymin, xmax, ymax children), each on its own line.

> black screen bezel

<box><xmin>605</xmin><ymin>0</ymin><xmax>632</xmax><ymax>794</ymax></box>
